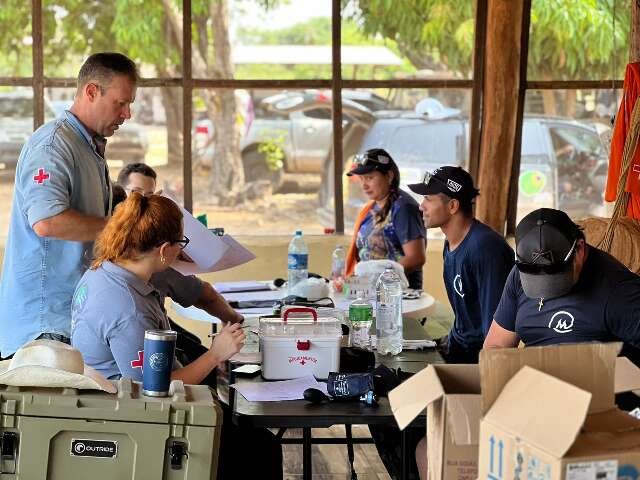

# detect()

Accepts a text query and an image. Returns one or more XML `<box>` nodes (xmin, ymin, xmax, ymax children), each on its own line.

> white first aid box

<box><xmin>259</xmin><ymin>307</ymin><xmax>341</xmax><ymax>380</ymax></box>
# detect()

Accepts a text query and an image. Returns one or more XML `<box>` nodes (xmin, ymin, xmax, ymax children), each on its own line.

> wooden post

<box><xmin>468</xmin><ymin>0</ymin><xmax>488</xmax><ymax>182</ymax></box>
<box><xmin>32</xmin><ymin>0</ymin><xmax>44</xmax><ymax>130</ymax></box>
<box><xmin>182</xmin><ymin>0</ymin><xmax>193</xmax><ymax>212</ymax></box>
<box><xmin>632</xmin><ymin>0</ymin><xmax>640</xmax><ymax>63</ymax></box>
<box><xmin>475</xmin><ymin>0</ymin><xmax>525</xmax><ymax>233</ymax></box>
<box><xmin>332</xmin><ymin>0</ymin><xmax>344</xmax><ymax>234</ymax></box>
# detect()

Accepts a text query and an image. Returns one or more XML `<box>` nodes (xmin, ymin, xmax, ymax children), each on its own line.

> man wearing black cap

<box><xmin>411</xmin><ymin>166</ymin><xmax>514</xmax><ymax>480</ymax></box>
<box><xmin>485</xmin><ymin>208</ymin><xmax>640</xmax><ymax>365</ymax></box>
<box><xmin>408</xmin><ymin>166</ymin><xmax>514</xmax><ymax>363</ymax></box>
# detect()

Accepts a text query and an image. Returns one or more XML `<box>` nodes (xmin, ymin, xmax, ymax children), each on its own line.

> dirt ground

<box><xmin>172</xmin><ymin>163</ymin><xmax>332</xmax><ymax>236</ymax></box>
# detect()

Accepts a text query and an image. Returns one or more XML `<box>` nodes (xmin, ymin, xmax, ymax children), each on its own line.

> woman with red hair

<box><xmin>71</xmin><ymin>193</ymin><xmax>282</xmax><ymax>479</ymax></box>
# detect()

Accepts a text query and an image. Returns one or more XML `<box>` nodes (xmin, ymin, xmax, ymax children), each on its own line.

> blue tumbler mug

<box><xmin>142</xmin><ymin>329</ymin><xmax>177</xmax><ymax>397</ymax></box>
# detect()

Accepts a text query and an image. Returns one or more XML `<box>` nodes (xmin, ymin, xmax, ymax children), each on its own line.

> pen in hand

<box><xmin>208</xmin><ymin>324</ymin><xmax>252</xmax><ymax>338</ymax></box>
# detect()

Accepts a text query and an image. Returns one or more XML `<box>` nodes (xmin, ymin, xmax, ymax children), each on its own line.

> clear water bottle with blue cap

<box><xmin>375</xmin><ymin>267</ymin><xmax>403</xmax><ymax>355</ymax></box>
<box><xmin>287</xmin><ymin>230</ymin><xmax>308</xmax><ymax>293</ymax></box>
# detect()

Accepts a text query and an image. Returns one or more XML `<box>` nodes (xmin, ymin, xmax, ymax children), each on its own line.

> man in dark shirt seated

<box><xmin>484</xmin><ymin>207</ymin><xmax>640</xmax><ymax>407</ymax></box>
<box><xmin>409</xmin><ymin>166</ymin><xmax>514</xmax><ymax>480</ymax></box>
<box><xmin>409</xmin><ymin>166</ymin><xmax>514</xmax><ymax>363</ymax></box>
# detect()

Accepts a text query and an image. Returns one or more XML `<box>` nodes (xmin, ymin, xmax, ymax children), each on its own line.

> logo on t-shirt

<box><xmin>453</xmin><ymin>274</ymin><xmax>465</xmax><ymax>298</ymax></box>
<box><xmin>548</xmin><ymin>310</ymin><xmax>574</xmax><ymax>334</ymax></box>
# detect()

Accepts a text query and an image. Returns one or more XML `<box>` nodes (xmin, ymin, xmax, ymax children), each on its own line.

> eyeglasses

<box><xmin>515</xmin><ymin>238</ymin><xmax>578</xmax><ymax>274</ymax></box>
<box><xmin>175</xmin><ymin>236</ymin><xmax>190</xmax><ymax>250</ymax></box>
<box><xmin>353</xmin><ymin>152</ymin><xmax>391</xmax><ymax>167</ymax></box>
<box><xmin>125</xmin><ymin>187</ymin><xmax>155</xmax><ymax>197</ymax></box>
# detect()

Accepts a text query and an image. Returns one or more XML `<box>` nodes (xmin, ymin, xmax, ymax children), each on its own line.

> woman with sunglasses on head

<box><xmin>345</xmin><ymin>148</ymin><xmax>426</xmax><ymax>290</ymax></box>
<box><xmin>71</xmin><ymin>193</ymin><xmax>283</xmax><ymax>479</ymax></box>
<box><xmin>345</xmin><ymin>148</ymin><xmax>426</xmax><ymax>480</ymax></box>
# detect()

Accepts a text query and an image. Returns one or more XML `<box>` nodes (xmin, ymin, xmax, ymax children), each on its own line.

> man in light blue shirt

<box><xmin>0</xmin><ymin>52</ymin><xmax>139</xmax><ymax>357</ymax></box>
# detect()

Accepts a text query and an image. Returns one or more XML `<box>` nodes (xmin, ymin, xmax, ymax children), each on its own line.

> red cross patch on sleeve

<box><xmin>130</xmin><ymin>350</ymin><xmax>144</xmax><ymax>370</ymax></box>
<box><xmin>33</xmin><ymin>168</ymin><xmax>50</xmax><ymax>185</ymax></box>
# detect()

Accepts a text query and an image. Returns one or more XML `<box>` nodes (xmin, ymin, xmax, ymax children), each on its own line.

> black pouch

<box><xmin>371</xmin><ymin>364</ymin><xmax>401</xmax><ymax>397</ymax></box>
<box><xmin>327</xmin><ymin>372</ymin><xmax>374</xmax><ymax>399</ymax></box>
<box><xmin>339</xmin><ymin>347</ymin><xmax>376</xmax><ymax>373</ymax></box>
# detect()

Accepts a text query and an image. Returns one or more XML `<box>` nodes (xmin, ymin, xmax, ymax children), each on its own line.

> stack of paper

<box><xmin>215</xmin><ymin>281</ymin><xmax>272</xmax><ymax>294</ymax></box>
<box><xmin>231</xmin><ymin>375</ymin><xmax>328</xmax><ymax>402</ymax></box>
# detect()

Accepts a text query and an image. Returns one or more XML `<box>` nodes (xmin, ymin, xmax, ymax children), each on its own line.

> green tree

<box><xmin>344</xmin><ymin>0</ymin><xmax>629</xmax><ymax>80</ymax></box>
<box><xmin>235</xmin><ymin>16</ymin><xmax>415</xmax><ymax>79</ymax></box>
<box><xmin>342</xmin><ymin>0</ymin><xmax>475</xmax><ymax>76</ymax></box>
<box><xmin>0</xmin><ymin>0</ymin><xmax>282</xmax><ymax>204</ymax></box>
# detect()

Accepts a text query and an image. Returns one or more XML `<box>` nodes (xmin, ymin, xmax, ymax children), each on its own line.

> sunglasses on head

<box><xmin>421</xmin><ymin>170</ymin><xmax>451</xmax><ymax>189</ymax></box>
<box><xmin>515</xmin><ymin>238</ymin><xmax>577</xmax><ymax>275</ymax></box>
<box><xmin>353</xmin><ymin>152</ymin><xmax>391</xmax><ymax>167</ymax></box>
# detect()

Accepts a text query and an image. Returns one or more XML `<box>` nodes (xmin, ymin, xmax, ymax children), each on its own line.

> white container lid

<box><xmin>259</xmin><ymin>317</ymin><xmax>342</xmax><ymax>338</ymax></box>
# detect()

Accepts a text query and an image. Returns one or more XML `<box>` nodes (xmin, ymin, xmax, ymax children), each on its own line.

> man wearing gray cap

<box><xmin>484</xmin><ymin>208</ymin><xmax>640</xmax><ymax>361</ymax></box>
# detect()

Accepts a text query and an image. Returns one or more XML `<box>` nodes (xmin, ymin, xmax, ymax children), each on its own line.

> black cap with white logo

<box><xmin>408</xmin><ymin>166</ymin><xmax>479</xmax><ymax>200</ymax></box>
<box><xmin>515</xmin><ymin>208</ymin><xmax>582</xmax><ymax>300</ymax></box>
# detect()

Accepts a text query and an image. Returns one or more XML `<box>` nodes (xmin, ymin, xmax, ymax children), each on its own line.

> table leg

<box><xmin>303</xmin><ymin>427</ymin><xmax>312</xmax><ymax>480</ymax></box>
<box><xmin>401</xmin><ymin>428</ymin><xmax>408</xmax><ymax>480</ymax></box>
<box><xmin>345</xmin><ymin>424</ymin><xmax>357</xmax><ymax>480</ymax></box>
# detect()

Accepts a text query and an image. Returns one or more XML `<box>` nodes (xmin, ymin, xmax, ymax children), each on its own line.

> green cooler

<box><xmin>0</xmin><ymin>378</ymin><xmax>222</xmax><ymax>479</ymax></box>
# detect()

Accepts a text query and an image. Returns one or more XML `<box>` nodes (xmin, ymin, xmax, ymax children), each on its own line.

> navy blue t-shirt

<box><xmin>444</xmin><ymin>220</ymin><xmax>514</xmax><ymax>354</ymax></box>
<box><xmin>494</xmin><ymin>246</ymin><xmax>640</xmax><ymax>349</ymax></box>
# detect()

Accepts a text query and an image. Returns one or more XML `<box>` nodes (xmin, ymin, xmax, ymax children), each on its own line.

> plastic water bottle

<box><xmin>331</xmin><ymin>245</ymin><xmax>346</xmax><ymax>293</ymax></box>
<box><xmin>349</xmin><ymin>297</ymin><xmax>373</xmax><ymax>349</ymax></box>
<box><xmin>287</xmin><ymin>230</ymin><xmax>309</xmax><ymax>293</ymax></box>
<box><xmin>375</xmin><ymin>267</ymin><xmax>403</xmax><ymax>355</ymax></box>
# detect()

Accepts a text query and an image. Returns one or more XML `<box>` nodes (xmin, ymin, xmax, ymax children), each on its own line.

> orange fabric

<box><xmin>605</xmin><ymin>62</ymin><xmax>640</xmax><ymax>218</ymax></box>
<box><xmin>345</xmin><ymin>201</ymin><xmax>375</xmax><ymax>278</ymax></box>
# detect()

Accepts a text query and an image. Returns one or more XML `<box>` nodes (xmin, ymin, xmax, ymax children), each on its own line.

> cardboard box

<box><xmin>389</xmin><ymin>363</ymin><xmax>481</xmax><ymax>480</ymax></box>
<box><xmin>388</xmin><ymin>343</ymin><xmax>640</xmax><ymax>480</ymax></box>
<box><xmin>478</xmin><ymin>342</ymin><xmax>640</xmax><ymax>480</ymax></box>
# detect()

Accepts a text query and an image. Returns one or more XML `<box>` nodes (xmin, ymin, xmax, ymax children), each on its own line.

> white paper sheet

<box><xmin>222</xmin><ymin>290</ymin><xmax>286</xmax><ymax>302</ymax></box>
<box><xmin>230</xmin><ymin>375</ymin><xmax>328</xmax><ymax>402</ymax></box>
<box><xmin>235</xmin><ymin>307</ymin><xmax>276</xmax><ymax>315</ymax></box>
<box><xmin>215</xmin><ymin>281</ymin><xmax>272</xmax><ymax>294</ymax></box>
<box><xmin>232</xmin><ymin>364</ymin><xmax>262</xmax><ymax>374</ymax></box>
<box><xmin>171</xmin><ymin>302</ymin><xmax>221</xmax><ymax>323</ymax></box>
<box><xmin>230</xmin><ymin>352</ymin><xmax>262</xmax><ymax>364</ymax></box>
<box><xmin>208</xmin><ymin>235</ymin><xmax>257</xmax><ymax>272</ymax></box>
<box><xmin>171</xmin><ymin>300</ymin><xmax>273</xmax><ymax>322</ymax></box>
<box><xmin>166</xmin><ymin>197</ymin><xmax>256</xmax><ymax>275</ymax></box>
<box><xmin>221</xmin><ymin>289</ymin><xmax>284</xmax><ymax>315</ymax></box>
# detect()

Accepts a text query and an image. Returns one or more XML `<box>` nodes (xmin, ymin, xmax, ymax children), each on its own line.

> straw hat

<box><xmin>0</xmin><ymin>340</ymin><xmax>116</xmax><ymax>393</ymax></box>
